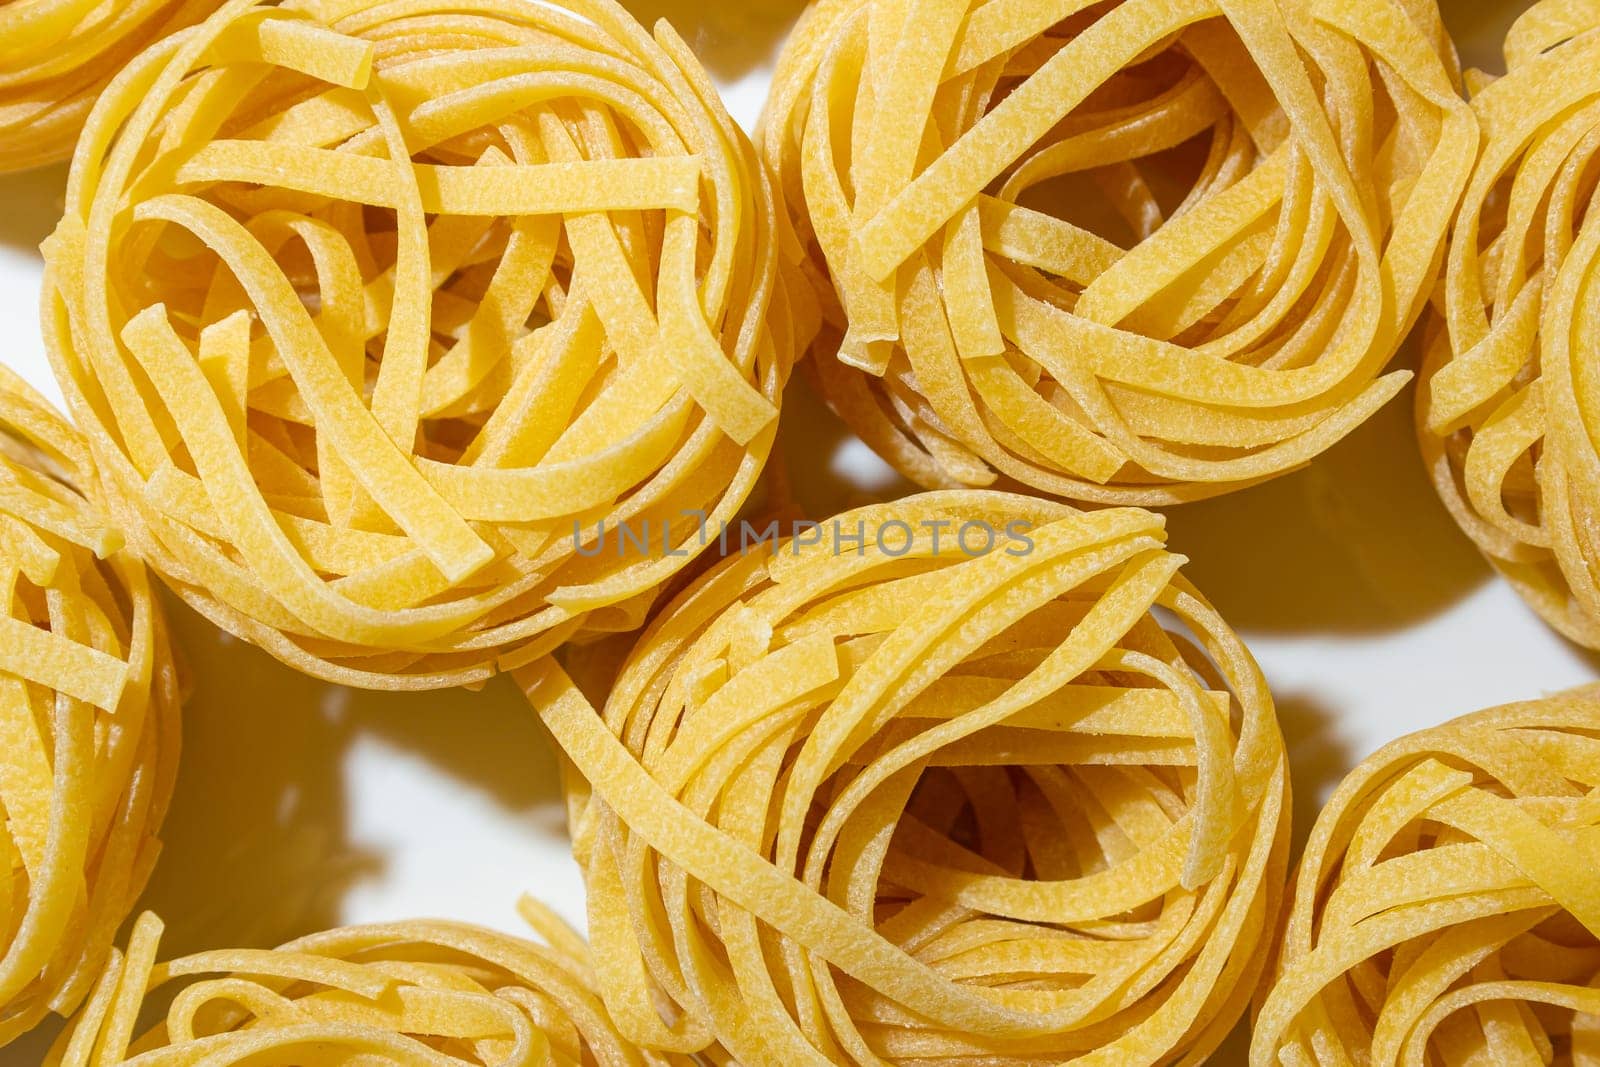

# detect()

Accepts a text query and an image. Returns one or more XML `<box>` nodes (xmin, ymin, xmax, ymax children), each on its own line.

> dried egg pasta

<box><xmin>763</xmin><ymin>0</ymin><xmax>1477</xmax><ymax>505</ymax></box>
<box><xmin>521</xmin><ymin>491</ymin><xmax>1290</xmax><ymax>1065</ymax></box>
<box><xmin>1420</xmin><ymin>0</ymin><xmax>1600</xmax><ymax>649</ymax></box>
<box><xmin>1254</xmin><ymin>685</ymin><xmax>1600</xmax><ymax>1066</ymax></box>
<box><xmin>44</xmin><ymin>0</ymin><xmax>815</xmax><ymax>690</ymax></box>
<box><xmin>48</xmin><ymin>896</ymin><xmax>693</xmax><ymax>1065</ymax></box>
<box><xmin>0</xmin><ymin>0</ymin><xmax>221</xmax><ymax>172</ymax></box>
<box><xmin>0</xmin><ymin>373</ymin><xmax>181</xmax><ymax>1049</ymax></box>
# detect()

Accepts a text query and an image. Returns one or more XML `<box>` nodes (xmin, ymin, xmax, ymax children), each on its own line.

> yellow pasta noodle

<box><xmin>47</xmin><ymin>895</ymin><xmax>694</xmax><ymax>1065</ymax></box>
<box><xmin>762</xmin><ymin>0</ymin><xmax>1477</xmax><ymax>505</ymax></box>
<box><xmin>43</xmin><ymin>0</ymin><xmax>816</xmax><ymax>690</ymax></box>
<box><xmin>0</xmin><ymin>372</ymin><xmax>181</xmax><ymax>1049</ymax></box>
<box><xmin>1419</xmin><ymin>0</ymin><xmax>1600</xmax><ymax>649</ymax></box>
<box><xmin>520</xmin><ymin>491</ymin><xmax>1290</xmax><ymax>1064</ymax></box>
<box><xmin>1253</xmin><ymin>684</ymin><xmax>1600</xmax><ymax>1065</ymax></box>
<box><xmin>0</xmin><ymin>0</ymin><xmax>223</xmax><ymax>173</ymax></box>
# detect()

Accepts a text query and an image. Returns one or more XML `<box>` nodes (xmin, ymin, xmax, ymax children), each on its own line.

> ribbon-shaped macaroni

<box><xmin>1254</xmin><ymin>685</ymin><xmax>1600</xmax><ymax>1065</ymax></box>
<box><xmin>521</xmin><ymin>491</ymin><xmax>1290</xmax><ymax>1064</ymax></box>
<box><xmin>44</xmin><ymin>0</ymin><xmax>816</xmax><ymax>690</ymax></box>
<box><xmin>0</xmin><ymin>372</ymin><xmax>181</xmax><ymax>1050</ymax></box>
<box><xmin>1419</xmin><ymin>0</ymin><xmax>1600</xmax><ymax>649</ymax></box>
<box><xmin>762</xmin><ymin>0</ymin><xmax>1477</xmax><ymax>505</ymax></box>
<box><xmin>0</xmin><ymin>0</ymin><xmax>221</xmax><ymax>172</ymax></box>
<box><xmin>48</xmin><ymin>896</ymin><xmax>694</xmax><ymax>1065</ymax></box>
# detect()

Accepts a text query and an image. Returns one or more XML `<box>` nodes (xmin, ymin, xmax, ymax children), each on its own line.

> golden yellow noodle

<box><xmin>43</xmin><ymin>0</ymin><xmax>815</xmax><ymax>690</ymax></box>
<box><xmin>0</xmin><ymin>0</ymin><xmax>222</xmax><ymax>172</ymax></box>
<box><xmin>762</xmin><ymin>0</ymin><xmax>1477</xmax><ymax>505</ymax></box>
<box><xmin>1253</xmin><ymin>685</ymin><xmax>1600</xmax><ymax>1065</ymax></box>
<box><xmin>521</xmin><ymin>491</ymin><xmax>1290</xmax><ymax>1064</ymax></box>
<box><xmin>0</xmin><ymin>372</ymin><xmax>181</xmax><ymax>1049</ymax></box>
<box><xmin>48</xmin><ymin>896</ymin><xmax>695</xmax><ymax>1065</ymax></box>
<box><xmin>1418</xmin><ymin>0</ymin><xmax>1600</xmax><ymax>649</ymax></box>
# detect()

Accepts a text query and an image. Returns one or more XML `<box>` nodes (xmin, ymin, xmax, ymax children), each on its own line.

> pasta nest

<box><xmin>523</xmin><ymin>491</ymin><xmax>1290</xmax><ymax>1065</ymax></box>
<box><xmin>48</xmin><ymin>898</ymin><xmax>695</xmax><ymax>1065</ymax></box>
<box><xmin>761</xmin><ymin>0</ymin><xmax>1477</xmax><ymax>506</ymax></box>
<box><xmin>1253</xmin><ymin>685</ymin><xmax>1600</xmax><ymax>1065</ymax></box>
<box><xmin>1418</xmin><ymin>0</ymin><xmax>1600</xmax><ymax>650</ymax></box>
<box><xmin>0</xmin><ymin>374</ymin><xmax>181</xmax><ymax>1049</ymax></box>
<box><xmin>0</xmin><ymin>0</ymin><xmax>221</xmax><ymax>173</ymax></box>
<box><xmin>43</xmin><ymin>0</ymin><xmax>814</xmax><ymax>691</ymax></box>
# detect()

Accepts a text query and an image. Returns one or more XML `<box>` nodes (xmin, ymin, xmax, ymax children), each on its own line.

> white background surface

<box><xmin>0</xmin><ymin>0</ymin><xmax>1592</xmax><ymax>1060</ymax></box>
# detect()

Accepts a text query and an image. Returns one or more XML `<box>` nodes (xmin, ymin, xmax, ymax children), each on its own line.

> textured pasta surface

<box><xmin>1254</xmin><ymin>685</ymin><xmax>1600</xmax><ymax>1065</ymax></box>
<box><xmin>44</xmin><ymin>0</ymin><xmax>814</xmax><ymax>690</ymax></box>
<box><xmin>0</xmin><ymin>373</ymin><xmax>181</xmax><ymax>1049</ymax></box>
<box><xmin>1419</xmin><ymin>0</ymin><xmax>1600</xmax><ymax>649</ymax></box>
<box><xmin>0</xmin><ymin>0</ymin><xmax>221</xmax><ymax>172</ymax></box>
<box><xmin>521</xmin><ymin>491</ymin><xmax>1289</xmax><ymax>1065</ymax></box>
<box><xmin>48</xmin><ymin>896</ymin><xmax>694</xmax><ymax>1065</ymax></box>
<box><xmin>763</xmin><ymin>0</ymin><xmax>1477</xmax><ymax>505</ymax></box>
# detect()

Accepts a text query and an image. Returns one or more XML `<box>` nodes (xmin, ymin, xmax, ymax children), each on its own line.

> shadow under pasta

<box><xmin>620</xmin><ymin>0</ymin><xmax>807</xmax><ymax>80</ymax></box>
<box><xmin>1162</xmin><ymin>383</ymin><xmax>1489</xmax><ymax>635</ymax></box>
<box><xmin>133</xmin><ymin>597</ymin><xmax>377</xmax><ymax>956</ymax></box>
<box><xmin>1441</xmin><ymin>0</ymin><xmax>1520</xmax><ymax>74</ymax></box>
<box><xmin>0</xmin><ymin>165</ymin><xmax>66</xmax><ymax>253</ymax></box>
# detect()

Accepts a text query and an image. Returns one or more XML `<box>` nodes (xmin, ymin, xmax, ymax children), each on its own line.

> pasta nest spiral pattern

<box><xmin>49</xmin><ymin>898</ymin><xmax>695</xmax><ymax>1065</ymax></box>
<box><xmin>1253</xmin><ymin>685</ymin><xmax>1600</xmax><ymax>1065</ymax></box>
<box><xmin>0</xmin><ymin>374</ymin><xmax>181</xmax><ymax>1048</ymax></box>
<box><xmin>1418</xmin><ymin>0</ymin><xmax>1600</xmax><ymax>649</ymax></box>
<box><xmin>761</xmin><ymin>0</ymin><xmax>1478</xmax><ymax>506</ymax></box>
<box><xmin>0</xmin><ymin>0</ymin><xmax>221</xmax><ymax>173</ymax></box>
<box><xmin>522</xmin><ymin>491</ymin><xmax>1290</xmax><ymax>1064</ymax></box>
<box><xmin>43</xmin><ymin>0</ymin><xmax>815</xmax><ymax>690</ymax></box>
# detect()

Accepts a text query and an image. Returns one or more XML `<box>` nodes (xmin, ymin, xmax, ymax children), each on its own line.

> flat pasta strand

<box><xmin>0</xmin><ymin>373</ymin><xmax>182</xmax><ymax>1050</ymax></box>
<box><xmin>0</xmin><ymin>0</ymin><xmax>222</xmax><ymax>172</ymax></box>
<box><xmin>47</xmin><ymin>896</ymin><xmax>696</xmax><ymax>1066</ymax></box>
<box><xmin>519</xmin><ymin>490</ymin><xmax>1290</xmax><ymax>1065</ymax></box>
<box><xmin>1418</xmin><ymin>0</ymin><xmax>1600</xmax><ymax>650</ymax></box>
<box><xmin>43</xmin><ymin>0</ymin><xmax>818</xmax><ymax>690</ymax></box>
<box><xmin>762</xmin><ymin>0</ymin><xmax>1477</xmax><ymax>505</ymax></box>
<box><xmin>1253</xmin><ymin>684</ymin><xmax>1600</xmax><ymax>1066</ymax></box>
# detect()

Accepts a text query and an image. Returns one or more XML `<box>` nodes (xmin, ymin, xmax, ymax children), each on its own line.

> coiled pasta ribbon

<box><xmin>0</xmin><ymin>0</ymin><xmax>221</xmax><ymax>172</ymax></box>
<box><xmin>1253</xmin><ymin>685</ymin><xmax>1600</xmax><ymax>1066</ymax></box>
<box><xmin>48</xmin><ymin>896</ymin><xmax>694</xmax><ymax>1066</ymax></box>
<box><xmin>1419</xmin><ymin>0</ymin><xmax>1600</xmax><ymax>649</ymax></box>
<box><xmin>0</xmin><ymin>372</ymin><xmax>181</xmax><ymax>1049</ymax></box>
<box><xmin>521</xmin><ymin>491</ymin><xmax>1290</xmax><ymax>1064</ymax></box>
<box><xmin>762</xmin><ymin>0</ymin><xmax>1477</xmax><ymax>505</ymax></box>
<box><xmin>44</xmin><ymin>0</ymin><xmax>815</xmax><ymax>690</ymax></box>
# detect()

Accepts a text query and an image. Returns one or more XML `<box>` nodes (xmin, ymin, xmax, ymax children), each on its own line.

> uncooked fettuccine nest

<box><xmin>764</xmin><ymin>0</ymin><xmax>1476</xmax><ymax>505</ymax></box>
<box><xmin>0</xmin><ymin>0</ymin><xmax>221</xmax><ymax>172</ymax></box>
<box><xmin>0</xmin><ymin>373</ymin><xmax>181</xmax><ymax>1049</ymax></box>
<box><xmin>48</xmin><ymin>897</ymin><xmax>694</xmax><ymax>1065</ymax></box>
<box><xmin>1419</xmin><ymin>0</ymin><xmax>1600</xmax><ymax>649</ymax></box>
<box><xmin>524</xmin><ymin>491</ymin><xmax>1290</xmax><ymax>1065</ymax></box>
<box><xmin>44</xmin><ymin>0</ymin><xmax>815</xmax><ymax>690</ymax></box>
<box><xmin>1254</xmin><ymin>685</ymin><xmax>1600</xmax><ymax>1064</ymax></box>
